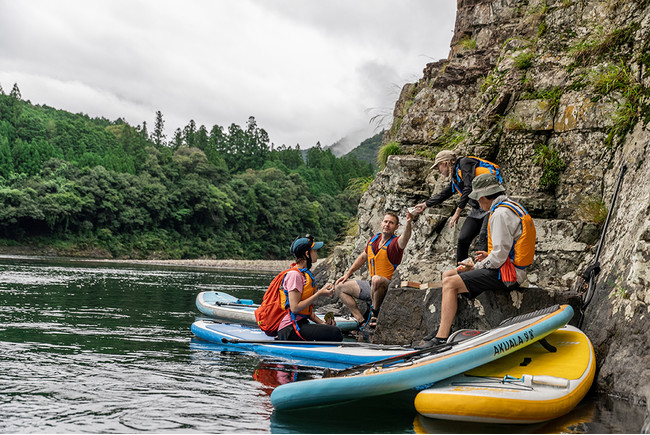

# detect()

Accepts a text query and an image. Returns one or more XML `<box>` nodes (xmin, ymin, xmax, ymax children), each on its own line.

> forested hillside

<box><xmin>0</xmin><ymin>84</ymin><xmax>374</xmax><ymax>259</ymax></box>
<box><xmin>344</xmin><ymin>131</ymin><xmax>383</xmax><ymax>169</ymax></box>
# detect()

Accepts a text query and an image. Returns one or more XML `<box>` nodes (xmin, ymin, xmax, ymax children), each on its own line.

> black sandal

<box><xmin>367</xmin><ymin>308</ymin><xmax>380</xmax><ymax>329</ymax></box>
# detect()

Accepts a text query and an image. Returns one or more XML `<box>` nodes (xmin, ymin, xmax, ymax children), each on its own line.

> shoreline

<box><xmin>0</xmin><ymin>246</ymin><xmax>290</xmax><ymax>272</ymax></box>
<box><xmin>79</xmin><ymin>258</ymin><xmax>290</xmax><ymax>272</ymax></box>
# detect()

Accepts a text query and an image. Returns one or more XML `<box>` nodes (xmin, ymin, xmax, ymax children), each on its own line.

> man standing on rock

<box><xmin>419</xmin><ymin>173</ymin><xmax>536</xmax><ymax>347</ymax></box>
<box><xmin>335</xmin><ymin>211</ymin><xmax>413</xmax><ymax>329</ymax></box>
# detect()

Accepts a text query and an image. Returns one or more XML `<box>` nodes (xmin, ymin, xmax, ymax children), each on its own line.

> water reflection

<box><xmin>253</xmin><ymin>363</ymin><xmax>300</xmax><ymax>395</ymax></box>
<box><xmin>412</xmin><ymin>398</ymin><xmax>596</xmax><ymax>434</ymax></box>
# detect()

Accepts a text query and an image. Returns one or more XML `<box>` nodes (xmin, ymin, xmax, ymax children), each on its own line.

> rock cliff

<box><xmin>317</xmin><ymin>0</ymin><xmax>650</xmax><ymax>416</ymax></box>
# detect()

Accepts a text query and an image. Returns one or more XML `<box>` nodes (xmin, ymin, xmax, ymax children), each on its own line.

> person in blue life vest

<box><xmin>276</xmin><ymin>235</ymin><xmax>343</xmax><ymax>342</ymax></box>
<box><xmin>334</xmin><ymin>211</ymin><xmax>413</xmax><ymax>329</ymax></box>
<box><xmin>418</xmin><ymin>173</ymin><xmax>536</xmax><ymax>348</ymax></box>
<box><xmin>413</xmin><ymin>150</ymin><xmax>503</xmax><ymax>264</ymax></box>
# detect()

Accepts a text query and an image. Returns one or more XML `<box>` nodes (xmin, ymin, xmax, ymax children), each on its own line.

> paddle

<box><xmin>323</xmin><ymin>342</ymin><xmax>453</xmax><ymax>378</ymax></box>
<box><xmin>220</xmin><ymin>337</ymin><xmax>410</xmax><ymax>350</ymax></box>
<box><xmin>577</xmin><ymin>164</ymin><xmax>626</xmax><ymax>328</ymax></box>
<box><xmin>213</xmin><ymin>301</ymin><xmax>259</xmax><ymax>308</ymax></box>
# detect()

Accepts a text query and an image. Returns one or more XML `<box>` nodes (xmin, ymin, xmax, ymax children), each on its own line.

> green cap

<box><xmin>468</xmin><ymin>173</ymin><xmax>505</xmax><ymax>200</ymax></box>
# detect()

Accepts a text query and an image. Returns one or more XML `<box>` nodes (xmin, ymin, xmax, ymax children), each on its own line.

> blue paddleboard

<box><xmin>191</xmin><ymin>320</ymin><xmax>410</xmax><ymax>368</ymax></box>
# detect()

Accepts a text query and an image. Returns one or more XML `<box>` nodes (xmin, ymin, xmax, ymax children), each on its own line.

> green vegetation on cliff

<box><xmin>0</xmin><ymin>84</ymin><xmax>374</xmax><ymax>259</ymax></box>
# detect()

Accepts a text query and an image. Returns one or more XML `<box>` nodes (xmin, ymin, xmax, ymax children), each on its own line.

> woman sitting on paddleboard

<box><xmin>276</xmin><ymin>235</ymin><xmax>343</xmax><ymax>342</ymax></box>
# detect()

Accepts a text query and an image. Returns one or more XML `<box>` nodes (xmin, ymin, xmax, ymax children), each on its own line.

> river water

<box><xmin>0</xmin><ymin>255</ymin><xmax>645</xmax><ymax>433</ymax></box>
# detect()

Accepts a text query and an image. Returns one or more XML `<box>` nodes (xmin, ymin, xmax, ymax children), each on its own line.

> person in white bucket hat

<box><xmin>417</xmin><ymin>173</ymin><xmax>536</xmax><ymax>348</ymax></box>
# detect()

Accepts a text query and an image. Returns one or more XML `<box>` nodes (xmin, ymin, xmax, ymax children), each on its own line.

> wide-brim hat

<box><xmin>468</xmin><ymin>173</ymin><xmax>505</xmax><ymax>200</ymax></box>
<box><xmin>431</xmin><ymin>150</ymin><xmax>457</xmax><ymax>170</ymax></box>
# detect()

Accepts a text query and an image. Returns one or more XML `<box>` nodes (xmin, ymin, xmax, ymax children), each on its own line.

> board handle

<box><xmin>503</xmin><ymin>374</ymin><xmax>570</xmax><ymax>388</ymax></box>
<box><xmin>523</xmin><ymin>375</ymin><xmax>570</xmax><ymax>388</ymax></box>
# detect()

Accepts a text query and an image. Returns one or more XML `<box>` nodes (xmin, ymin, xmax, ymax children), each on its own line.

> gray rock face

<box><xmin>318</xmin><ymin>0</ymin><xmax>650</xmax><ymax>414</ymax></box>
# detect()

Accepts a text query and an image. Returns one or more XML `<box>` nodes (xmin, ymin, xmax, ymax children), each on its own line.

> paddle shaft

<box><xmin>578</xmin><ymin>164</ymin><xmax>626</xmax><ymax>328</ymax></box>
<box><xmin>213</xmin><ymin>301</ymin><xmax>259</xmax><ymax>308</ymax></box>
<box><xmin>220</xmin><ymin>337</ymin><xmax>408</xmax><ymax>350</ymax></box>
<box><xmin>327</xmin><ymin>343</ymin><xmax>453</xmax><ymax>377</ymax></box>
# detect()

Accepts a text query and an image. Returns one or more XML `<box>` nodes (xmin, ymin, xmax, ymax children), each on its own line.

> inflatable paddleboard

<box><xmin>196</xmin><ymin>291</ymin><xmax>359</xmax><ymax>332</ymax></box>
<box><xmin>191</xmin><ymin>320</ymin><xmax>410</xmax><ymax>368</ymax></box>
<box><xmin>414</xmin><ymin>324</ymin><xmax>595</xmax><ymax>424</ymax></box>
<box><xmin>270</xmin><ymin>304</ymin><xmax>574</xmax><ymax>411</ymax></box>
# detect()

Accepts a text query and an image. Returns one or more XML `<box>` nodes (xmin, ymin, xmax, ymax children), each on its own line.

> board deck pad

<box><xmin>414</xmin><ymin>325</ymin><xmax>595</xmax><ymax>424</ymax></box>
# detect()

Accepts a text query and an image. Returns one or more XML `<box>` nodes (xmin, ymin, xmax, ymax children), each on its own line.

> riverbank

<box><xmin>89</xmin><ymin>258</ymin><xmax>289</xmax><ymax>272</ymax></box>
<box><xmin>0</xmin><ymin>244</ymin><xmax>290</xmax><ymax>272</ymax></box>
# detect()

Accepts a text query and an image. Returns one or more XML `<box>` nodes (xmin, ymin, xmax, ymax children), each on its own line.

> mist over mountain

<box><xmin>325</xmin><ymin>125</ymin><xmax>380</xmax><ymax>156</ymax></box>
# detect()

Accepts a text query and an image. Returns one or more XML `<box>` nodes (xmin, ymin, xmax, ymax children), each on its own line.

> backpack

<box><xmin>452</xmin><ymin>156</ymin><xmax>503</xmax><ymax>194</ymax></box>
<box><xmin>254</xmin><ymin>266</ymin><xmax>297</xmax><ymax>336</ymax></box>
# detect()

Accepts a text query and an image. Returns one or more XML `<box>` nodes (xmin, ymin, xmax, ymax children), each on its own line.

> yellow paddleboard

<box><xmin>414</xmin><ymin>325</ymin><xmax>595</xmax><ymax>424</ymax></box>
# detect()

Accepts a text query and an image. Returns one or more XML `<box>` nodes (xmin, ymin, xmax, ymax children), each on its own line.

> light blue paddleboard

<box><xmin>195</xmin><ymin>291</ymin><xmax>359</xmax><ymax>332</ymax></box>
<box><xmin>270</xmin><ymin>304</ymin><xmax>574</xmax><ymax>411</ymax></box>
<box><xmin>191</xmin><ymin>320</ymin><xmax>410</xmax><ymax>368</ymax></box>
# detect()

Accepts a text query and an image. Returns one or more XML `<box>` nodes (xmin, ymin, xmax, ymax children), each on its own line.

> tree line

<box><xmin>0</xmin><ymin>83</ymin><xmax>374</xmax><ymax>259</ymax></box>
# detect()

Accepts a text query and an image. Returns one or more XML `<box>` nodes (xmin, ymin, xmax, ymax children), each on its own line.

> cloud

<box><xmin>0</xmin><ymin>0</ymin><xmax>456</xmax><ymax>148</ymax></box>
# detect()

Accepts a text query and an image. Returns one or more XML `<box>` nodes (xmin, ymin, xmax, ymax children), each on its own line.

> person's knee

<box><xmin>336</xmin><ymin>282</ymin><xmax>352</xmax><ymax>296</ymax></box>
<box><xmin>441</xmin><ymin>273</ymin><xmax>462</xmax><ymax>294</ymax></box>
<box><xmin>370</xmin><ymin>275</ymin><xmax>389</xmax><ymax>289</ymax></box>
<box><xmin>442</xmin><ymin>269</ymin><xmax>457</xmax><ymax>280</ymax></box>
<box><xmin>336</xmin><ymin>282</ymin><xmax>360</xmax><ymax>300</ymax></box>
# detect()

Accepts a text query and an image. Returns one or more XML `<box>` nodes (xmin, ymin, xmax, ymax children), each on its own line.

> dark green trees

<box><xmin>0</xmin><ymin>85</ymin><xmax>373</xmax><ymax>259</ymax></box>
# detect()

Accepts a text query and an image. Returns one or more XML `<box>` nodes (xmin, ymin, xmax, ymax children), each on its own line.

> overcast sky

<box><xmin>0</xmin><ymin>1</ymin><xmax>456</xmax><ymax>150</ymax></box>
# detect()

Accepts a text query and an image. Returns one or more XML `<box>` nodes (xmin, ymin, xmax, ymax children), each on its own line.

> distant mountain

<box><xmin>326</xmin><ymin>126</ymin><xmax>379</xmax><ymax>157</ymax></box>
<box><xmin>343</xmin><ymin>131</ymin><xmax>383</xmax><ymax>169</ymax></box>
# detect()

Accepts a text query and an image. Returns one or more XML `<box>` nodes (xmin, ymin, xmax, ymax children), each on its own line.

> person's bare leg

<box><xmin>335</xmin><ymin>282</ymin><xmax>364</xmax><ymax>323</ymax></box>
<box><xmin>370</xmin><ymin>275</ymin><xmax>390</xmax><ymax>312</ymax></box>
<box><xmin>436</xmin><ymin>272</ymin><xmax>469</xmax><ymax>338</ymax></box>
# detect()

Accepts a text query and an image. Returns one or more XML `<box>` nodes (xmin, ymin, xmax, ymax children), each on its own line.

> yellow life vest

<box><xmin>487</xmin><ymin>200</ymin><xmax>536</xmax><ymax>268</ymax></box>
<box><xmin>366</xmin><ymin>233</ymin><xmax>398</xmax><ymax>280</ymax></box>
<box><xmin>452</xmin><ymin>156</ymin><xmax>502</xmax><ymax>195</ymax></box>
<box><xmin>278</xmin><ymin>267</ymin><xmax>316</xmax><ymax>318</ymax></box>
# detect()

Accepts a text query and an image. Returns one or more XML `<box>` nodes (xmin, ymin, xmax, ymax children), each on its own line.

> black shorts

<box><xmin>277</xmin><ymin>318</ymin><xmax>343</xmax><ymax>342</ymax></box>
<box><xmin>458</xmin><ymin>268</ymin><xmax>514</xmax><ymax>299</ymax></box>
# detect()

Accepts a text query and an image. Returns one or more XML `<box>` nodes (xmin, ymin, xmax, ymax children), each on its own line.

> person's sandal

<box><xmin>359</xmin><ymin>307</ymin><xmax>378</xmax><ymax>331</ymax></box>
<box><xmin>367</xmin><ymin>308</ymin><xmax>380</xmax><ymax>329</ymax></box>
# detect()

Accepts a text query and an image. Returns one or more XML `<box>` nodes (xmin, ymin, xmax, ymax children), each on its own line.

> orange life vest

<box><xmin>366</xmin><ymin>233</ymin><xmax>398</xmax><ymax>280</ymax></box>
<box><xmin>487</xmin><ymin>200</ymin><xmax>536</xmax><ymax>268</ymax></box>
<box><xmin>452</xmin><ymin>156</ymin><xmax>502</xmax><ymax>195</ymax></box>
<box><xmin>279</xmin><ymin>267</ymin><xmax>317</xmax><ymax>318</ymax></box>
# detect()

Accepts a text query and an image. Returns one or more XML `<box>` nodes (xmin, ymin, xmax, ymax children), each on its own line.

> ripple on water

<box><xmin>0</xmin><ymin>341</ymin><xmax>273</xmax><ymax>433</ymax></box>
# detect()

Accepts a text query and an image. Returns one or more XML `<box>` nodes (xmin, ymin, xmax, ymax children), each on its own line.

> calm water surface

<box><xmin>0</xmin><ymin>255</ymin><xmax>645</xmax><ymax>433</ymax></box>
